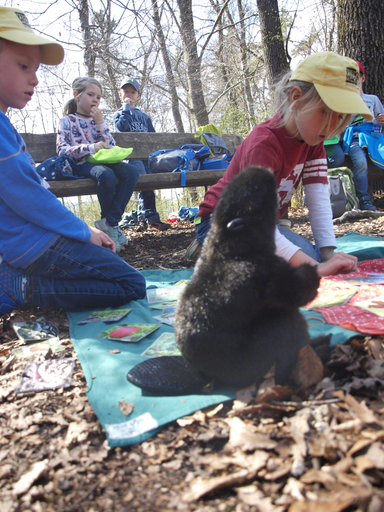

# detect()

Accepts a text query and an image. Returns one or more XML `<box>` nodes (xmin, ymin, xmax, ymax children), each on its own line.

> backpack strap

<box><xmin>174</xmin><ymin>149</ymin><xmax>200</xmax><ymax>186</ymax></box>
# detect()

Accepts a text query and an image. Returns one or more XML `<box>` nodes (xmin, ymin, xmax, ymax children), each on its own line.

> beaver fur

<box><xmin>174</xmin><ymin>166</ymin><xmax>320</xmax><ymax>388</ymax></box>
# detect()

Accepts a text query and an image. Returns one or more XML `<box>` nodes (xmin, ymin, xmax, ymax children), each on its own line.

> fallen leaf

<box><xmin>226</xmin><ymin>417</ymin><xmax>277</xmax><ymax>451</ymax></box>
<box><xmin>107</xmin><ymin>349</ymin><xmax>121</xmax><ymax>354</ymax></box>
<box><xmin>344</xmin><ymin>393</ymin><xmax>382</xmax><ymax>427</ymax></box>
<box><xmin>12</xmin><ymin>459</ymin><xmax>49</xmax><ymax>496</ymax></box>
<box><xmin>117</xmin><ymin>400</ymin><xmax>134</xmax><ymax>417</ymax></box>
<box><xmin>291</xmin><ymin>344</ymin><xmax>324</xmax><ymax>389</ymax></box>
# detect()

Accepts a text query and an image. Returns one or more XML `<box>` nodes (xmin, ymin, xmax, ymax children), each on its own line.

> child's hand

<box><xmin>375</xmin><ymin>113</ymin><xmax>384</xmax><ymax>125</ymax></box>
<box><xmin>89</xmin><ymin>226</ymin><xmax>116</xmax><ymax>252</ymax></box>
<box><xmin>90</xmin><ymin>106</ymin><xmax>104</xmax><ymax>125</ymax></box>
<box><xmin>94</xmin><ymin>141</ymin><xmax>109</xmax><ymax>152</ymax></box>
<box><xmin>123</xmin><ymin>97</ymin><xmax>132</xmax><ymax>106</ymax></box>
<box><xmin>316</xmin><ymin>252</ymin><xmax>357</xmax><ymax>276</ymax></box>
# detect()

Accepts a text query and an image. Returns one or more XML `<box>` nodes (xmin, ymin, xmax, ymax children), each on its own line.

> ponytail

<box><xmin>64</xmin><ymin>76</ymin><xmax>103</xmax><ymax>116</ymax></box>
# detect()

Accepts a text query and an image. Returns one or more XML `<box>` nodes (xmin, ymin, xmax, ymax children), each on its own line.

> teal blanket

<box><xmin>67</xmin><ymin>234</ymin><xmax>384</xmax><ymax>446</ymax></box>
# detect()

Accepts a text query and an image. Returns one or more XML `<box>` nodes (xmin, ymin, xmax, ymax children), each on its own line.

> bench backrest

<box><xmin>20</xmin><ymin>132</ymin><xmax>243</xmax><ymax>164</ymax></box>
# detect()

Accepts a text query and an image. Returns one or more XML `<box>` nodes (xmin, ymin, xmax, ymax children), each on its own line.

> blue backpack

<box><xmin>36</xmin><ymin>156</ymin><xmax>84</xmax><ymax>181</ymax></box>
<box><xmin>148</xmin><ymin>144</ymin><xmax>210</xmax><ymax>186</ymax></box>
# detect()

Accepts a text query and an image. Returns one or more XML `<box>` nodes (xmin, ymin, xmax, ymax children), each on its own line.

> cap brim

<box><xmin>1</xmin><ymin>30</ymin><xmax>64</xmax><ymax>65</ymax></box>
<box><xmin>315</xmin><ymin>83</ymin><xmax>373</xmax><ymax>120</ymax></box>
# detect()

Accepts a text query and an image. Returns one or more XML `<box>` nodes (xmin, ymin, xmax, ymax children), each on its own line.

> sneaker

<box><xmin>360</xmin><ymin>200</ymin><xmax>377</xmax><ymax>211</ymax></box>
<box><xmin>149</xmin><ymin>221</ymin><xmax>170</xmax><ymax>231</ymax></box>
<box><xmin>117</xmin><ymin>227</ymin><xmax>128</xmax><ymax>246</ymax></box>
<box><xmin>95</xmin><ymin>219</ymin><xmax>121</xmax><ymax>252</ymax></box>
<box><xmin>185</xmin><ymin>239</ymin><xmax>201</xmax><ymax>261</ymax></box>
<box><xmin>278</xmin><ymin>218</ymin><xmax>292</xmax><ymax>229</ymax></box>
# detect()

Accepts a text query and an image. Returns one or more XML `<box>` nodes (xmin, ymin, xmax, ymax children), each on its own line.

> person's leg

<box><xmin>77</xmin><ymin>162</ymin><xmax>116</xmax><ymax>220</ymax></box>
<box><xmin>130</xmin><ymin>159</ymin><xmax>162</xmax><ymax>225</ymax></box>
<box><xmin>348</xmin><ymin>140</ymin><xmax>375</xmax><ymax>209</ymax></box>
<box><xmin>0</xmin><ymin>260</ymin><xmax>28</xmax><ymax>316</ymax></box>
<box><xmin>325</xmin><ymin>143</ymin><xmax>345</xmax><ymax>169</ymax></box>
<box><xmin>103</xmin><ymin>162</ymin><xmax>140</xmax><ymax>226</ymax></box>
<box><xmin>186</xmin><ymin>215</ymin><xmax>212</xmax><ymax>261</ymax></box>
<box><xmin>277</xmin><ymin>226</ymin><xmax>322</xmax><ymax>262</ymax></box>
<box><xmin>24</xmin><ymin>236</ymin><xmax>146</xmax><ymax>310</ymax></box>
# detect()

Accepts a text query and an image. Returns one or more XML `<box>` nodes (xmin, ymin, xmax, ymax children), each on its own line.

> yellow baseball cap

<box><xmin>290</xmin><ymin>52</ymin><xmax>373</xmax><ymax>120</ymax></box>
<box><xmin>0</xmin><ymin>7</ymin><xmax>64</xmax><ymax>65</ymax></box>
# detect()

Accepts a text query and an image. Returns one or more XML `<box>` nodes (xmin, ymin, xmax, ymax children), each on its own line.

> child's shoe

<box><xmin>0</xmin><ymin>261</ymin><xmax>28</xmax><ymax>316</ymax></box>
<box><xmin>149</xmin><ymin>221</ymin><xmax>170</xmax><ymax>231</ymax></box>
<box><xmin>360</xmin><ymin>200</ymin><xmax>377</xmax><ymax>211</ymax></box>
<box><xmin>95</xmin><ymin>219</ymin><xmax>121</xmax><ymax>252</ymax></box>
<box><xmin>117</xmin><ymin>227</ymin><xmax>128</xmax><ymax>246</ymax></box>
<box><xmin>185</xmin><ymin>239</ymin><xmax>201</xmax><ymax>261</ymax></box>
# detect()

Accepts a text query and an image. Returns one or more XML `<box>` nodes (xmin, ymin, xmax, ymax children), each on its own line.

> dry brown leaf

<box><xmin>291</xmin><ymin>344</ymin><xmax>324</xmax><ymax>389</ymax></box>
<box><xmin>64</xmin><ymin>420</ymin><xmax>91</xmax><ymax>446</ymax></box>
<box><xmin>117</xmin><ymin>400</ymin><xmax>134</xmax><ymax>417</ymax></box>
<box><xmin>236</xmin><ymin>484</ymin><xmax>284</xmax><ymax>510</ymax></box>
<box><xmin>366</xmin><ymin>338</ymin><xmax>384</xmax><ymax>359</ymax></box>
<box><xmin>347</xmin><ymin>438</ymin><xmax>374</xmax><ymax>457</ymax></box>
<box><xmin>331</xmin><ymin>419</ymin><xmax>363</xmax><ymax>432</ymax></box>
<box><xmin>364</xmin><ymin>442</ymin><xmax>384</xmax><ymax>470</ymax></box>
<box><xmin>255</xmin><ymin>384</ymin><xmax>293</xmax><ymax>404</ymax></box>
<box><xmin>288</xmin><ymin>487</ymin><xmax>373</xmax><ymax>512</ymax></box>
<box><xmin>330</xmin><ymin>457</ymin><xmax>355</xmax><ymax>473</ymax></box>
<box><xmin>226</xmin><ymin>417</ymin><xmax>277</xmax><ymax>451</ymax></box>
<box><xmin>300</xmin><ymin>468</ymin><xmax>337</xmax><ymax>487</ymax></box>
<box><xmin>182</xmin><ymin>468</ymin><xmax>254</xmax><ymax>503</ymax></box>
<box><xmin>236</xmin><ymin>383</ymin><xmax>257</xmax><ymax>405</ymax></box>
<box><xmin>107</xmin><ymin>349</ymin><xmax>121</xmax><ymax>354</ymax></box>
<box><xmin>12</xmin><ymin>459</ymin><xmax>49</xmax><ymax>496</ymax></box>
<box><xmin>354</xmin><ymin>455</ymin><xmax>376</xmax><ymax>473</ymax></box>
<box><xmin>344</xmin><ymin>394</ymin><xmax>382</xmax><ymax>427</ymax></box>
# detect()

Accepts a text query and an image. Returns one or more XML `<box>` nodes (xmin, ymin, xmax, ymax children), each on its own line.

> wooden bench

<box><xmin>20</xmin><ymin>132</ymin><xmax>243</xmax><ymax>198</ymax></box>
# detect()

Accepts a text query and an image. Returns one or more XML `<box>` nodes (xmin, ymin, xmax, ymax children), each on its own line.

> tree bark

<box><xmin>256</xmin><ymin>0</ymin><xmax>290</xmax><ymax>85</ymax></box>
<box><xmin>77</xmin><ymin>0</ymin><xmax>95</xmax><ymax>77</ymax></box>
<box><xmin>237</xmin><ymin>0</ymin><xmax>256</xmax><ymax>127</ymax></box>
<box><xmin>152</xmin><ymin>0</ymin><xmax>185</xmax><ymax>132</ymax></box>
<box><xmin>176</xmin><ymin>0</ymin><xmax>209</xmax><ymax>128</ymax></box>
<box><xmin>337</xmin><ymin>0</ymin><xmax>384</xmax><ymax>101</ymax></box>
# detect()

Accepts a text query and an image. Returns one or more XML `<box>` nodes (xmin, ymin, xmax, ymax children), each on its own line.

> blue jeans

<box><xmin>78</xmin><ymin>161</ymin><xmax>140</xmax><ymax>226</ymax></box>
<box><xmin>24</xmin><ymin>236</ymin><xmax>146</xmax><ymax>310</ymax></box>
<box><xmin>130</xmin><ymin>159</ymin><xmax>161</xmax><ymax>223</ymax></box>
<box><xmin>195</xmin><ymin>215</ymin><xmax>321</xmax><ymax>262</ymax></box>
<box><xmin>349</xmin><ymin>138</ymin><xmax>370</xmax><ymax>202</ymax></box>
<box><xmin>325</xmin><ymin>143</ymin><xmax>345</xmax><ymax>169</ymax></box>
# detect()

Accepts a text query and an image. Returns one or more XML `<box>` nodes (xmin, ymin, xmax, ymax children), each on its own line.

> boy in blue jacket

<box><xmin>0</xmin><ymin>7</ymin><xmax>146</xmax><ymax>317</ymax></box>
<box><xmin>113</xmin><ymin>78</ymin><xmax>169</xmax><ymax>230</ymax></box>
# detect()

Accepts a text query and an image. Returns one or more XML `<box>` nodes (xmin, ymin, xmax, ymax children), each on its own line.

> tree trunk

<box><xmin>256</xmin><ymin>0</ymin><xmax>290</xmax><ymax>85</ymax></box>
<box><xmin>152</xmin><ymin>0</ymin><xmax>185</xmax><ymax>132</ymax></box>
<box><xmin>176</xmin><ymin>0</ymin><xmax>209</xmax><ymax>128</ymax></box>
<box><xmin>77</xmin><ymin>0</ymin><xmax>95</xmax><ymax>77</ymax></box>
<box><xmin>237</xmin><ymin>0</ymin><xmax>256</xmax><ymax>128</ymax></box>
<box><xmin>337</xmin><ymin>0</ymin><xmax>384</xmax><ymax>101</ymax></box>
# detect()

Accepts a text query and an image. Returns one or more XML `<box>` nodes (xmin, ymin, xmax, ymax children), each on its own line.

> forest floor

<box><xmin>2</xmin><ymin>200</ymin><xmax>384</xmax><ymax>512</ymax></box>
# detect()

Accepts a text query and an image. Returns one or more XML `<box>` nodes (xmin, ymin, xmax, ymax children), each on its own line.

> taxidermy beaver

<box><xmin>173</xmin><ymin>166</ymin><xmax>321</xmax><ymax>388</ymax></box>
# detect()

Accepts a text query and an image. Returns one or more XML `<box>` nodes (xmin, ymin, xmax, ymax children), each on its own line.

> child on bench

<box><xmin>57</xmin><ymin>76</ymin><xmax>141</xmax><ymax>252</ymax></box>
<box><xmin>0</xmin><ymin>6</ymin><xmax>146</xmax><ymax>317</ymax></box>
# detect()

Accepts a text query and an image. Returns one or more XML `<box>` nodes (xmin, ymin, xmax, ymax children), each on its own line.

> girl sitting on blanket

<box><xmin>57</xmin><ymin>77</ymin><xmax>140</xmax><ymax>253</ymax></box>
<box><xmin>187</xmin><ymin>52</ymin><xmax>373</xmax><ymax>276</ymax></box>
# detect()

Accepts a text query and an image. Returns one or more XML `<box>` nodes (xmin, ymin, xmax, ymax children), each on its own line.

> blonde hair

<box><xmin>274</xmin><ymin>71</ymin><xmax>351</xmax><ymax>139</ymax></box>
<box><xmin>64</xmin><ymin>77</ymin><xmax>103</xmax><ymax>115</ymax></box>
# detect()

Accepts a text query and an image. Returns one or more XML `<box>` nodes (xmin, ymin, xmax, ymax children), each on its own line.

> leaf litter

<box><xmin>2</xmin><ymin>216</ymin><xmax>384</xmax><ymax>510</ymax></box>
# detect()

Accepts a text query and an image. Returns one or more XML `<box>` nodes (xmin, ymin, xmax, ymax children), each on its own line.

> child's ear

<box><xmin>289</xmin><ymin>86</ymin><xmax>304</xmax><ymax>109</ymax></box>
